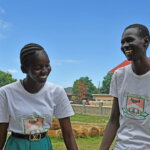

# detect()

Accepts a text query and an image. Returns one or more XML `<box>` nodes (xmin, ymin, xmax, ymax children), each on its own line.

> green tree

<box><xmin>72</xmin><ymin>77</ymin><xmax>97</xmax><ymax>99</ymax></box>
<box><xmin>100</xmin><ymin>72</ymin><xmax>113</xmax><ymax>94</ymax></box>
<box><xmin>0</xmin><ymin>71</ymin><xmax>17</xmax><ymax>87</ymax></box>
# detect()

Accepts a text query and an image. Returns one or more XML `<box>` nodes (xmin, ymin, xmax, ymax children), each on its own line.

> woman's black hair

<box><xmin>20</xmin><ymin>43</ymin><xmax>47</xmax><ymax>67</ymax></box>
<box><xmin>125</xmin><ymin>24</ymin><xmax>150</xmax><ymax>41</ymax></box>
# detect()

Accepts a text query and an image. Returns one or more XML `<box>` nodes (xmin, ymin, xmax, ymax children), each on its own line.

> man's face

<box><xmin>121</xmin><ymin>28</ymin><xmax>146</xmax><ymax>61</ymax></box>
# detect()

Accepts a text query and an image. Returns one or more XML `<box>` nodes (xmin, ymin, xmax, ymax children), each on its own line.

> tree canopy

<box><xmin>0</xmin><ymin>71</ymin><xmax>17</xmax><ymax>87</ymax></box>
<box><xmin>100</xmin><ymin>72</ymin><xmax>113</xmax><ymax>94</ymax></box>
<box><xmin>72</xmin><ymin>76</ymin><xmax>97</xmax><ymax>99</ymax></box>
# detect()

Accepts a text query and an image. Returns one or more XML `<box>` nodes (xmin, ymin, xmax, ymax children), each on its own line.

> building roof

<box><xmin>109</xmin><ymin>57</ymin><xmax>150</xmax><ymax>73</ymax></box>
<box><xmin>109</xmin><ymin>60</ymin><xmax>131</xmax><ymax>73</ymax></box>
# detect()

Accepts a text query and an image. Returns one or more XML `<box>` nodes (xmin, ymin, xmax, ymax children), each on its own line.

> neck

<box><xmin>22</xmin><ymin>78</ymin><xmax>44</xmax><ymax>93</ymax></box>
<box><xmin>132</xmin><ymin>57</ymin><xmax>150</xmax><ymax>75</ymax></box>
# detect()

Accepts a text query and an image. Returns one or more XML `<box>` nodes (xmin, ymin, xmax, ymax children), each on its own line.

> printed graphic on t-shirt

<box><xmin>123</xmin><ymin>94</ymin><xmax>149</xmax><ymax>120</ymax></box>
<box><xmin>20</xmin><ymin>115</ymin><xmax>48</xmax><ymax>134</ymax></box>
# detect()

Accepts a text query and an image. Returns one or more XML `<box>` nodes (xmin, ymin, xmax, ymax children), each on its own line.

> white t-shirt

<box><xmin>0</xmin><ymin>81</ymin><xmax>74</xmax><ymax>134</ymax></box>
<box><xmin>110</xmin><ymin>64</ymin><xmax>150</xmax><ymax>150</ymax></box>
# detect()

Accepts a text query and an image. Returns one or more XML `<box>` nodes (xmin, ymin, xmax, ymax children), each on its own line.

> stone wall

<box><xmin>71</xmin><ymin>104</ymin><xmax>112</xmax><ymax>116</ymax></box>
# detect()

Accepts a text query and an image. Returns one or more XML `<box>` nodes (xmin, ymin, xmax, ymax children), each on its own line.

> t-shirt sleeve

<box><xmin>0</xmin><ymin>90</ymin><xmax>9</xmax><ymax>122</ymax></box>
<box><xmin>54</xmin><ymin>86</ymin><xmax>74</xmax><ymax>119</ymax></box>
<box><xmin>109</xmin><ymin>71</ymin><xmax>118</xmax><ymax>98</ymax></box>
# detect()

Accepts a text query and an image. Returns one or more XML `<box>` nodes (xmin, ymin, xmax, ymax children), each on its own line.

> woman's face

<box><xmin>121</xmin><ymin>27</ymin><xmax>146</xmax><ymax>61</ymax></box>
<box><xmin>26</xmin><ymin>51</ymin><xmax>51</xmax><ymax>84</ymax></box>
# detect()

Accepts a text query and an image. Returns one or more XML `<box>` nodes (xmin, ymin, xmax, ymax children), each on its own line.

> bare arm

<box><xmin>0</xmin><ymin>123</ymin><xmax>9</xmax><ymax>150</ymax></box>
<box><xmin>99</xmin><ymin>97</ymin><xmax>120</xmax><ymax>150</ymax></box>
<box><xmin>59</xmin><ymin>117</ymin><xmax>78</xmax><ymax>150</ymax></box>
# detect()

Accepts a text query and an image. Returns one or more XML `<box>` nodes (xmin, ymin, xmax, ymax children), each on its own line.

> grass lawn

<box><xmin>51</xmin><ymin>136</ymin><xmax>115</xmax><ymax>150</ymax></box>
<box><xmin>51</xmin><ymin>136</ymin><xmax>102</xmax><ymax>150</ymax></box>
<box><xmin>71</xmin><ymin>114</ymin><xmax>109</xmax><ymax>124</ymax></box>
<box><xmin>53</xmin><ymin>114</ymin><xmax>109</xmax><ymax>125</ymax></box>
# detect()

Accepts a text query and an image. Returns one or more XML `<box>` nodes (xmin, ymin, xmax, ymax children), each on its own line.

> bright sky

<box><xmin>0</xmin><ymin>0</ymin><xmax>150</xmax><ymax>88</ymax></box>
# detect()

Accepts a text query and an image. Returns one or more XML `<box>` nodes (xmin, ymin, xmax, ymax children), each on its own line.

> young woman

<box><xmin>0</xmin><ymin>43</ymin><xmax>78</xmax><ymax>150</ymax></box>
<box><xmin>100</xmin><ymin>24</ymin><xmax>150</xmax><ymax>150</ymax></box>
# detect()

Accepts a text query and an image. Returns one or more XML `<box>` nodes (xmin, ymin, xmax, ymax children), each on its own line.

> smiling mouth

<box><xmin>39</xmin><ymin>76</ymin><xmax>47</xmax><ymax>79</ymax></box>
<box><xmin>124</xmin><ymin>50</ymin><xmax>133</xmax><ymax>55</ymax></box>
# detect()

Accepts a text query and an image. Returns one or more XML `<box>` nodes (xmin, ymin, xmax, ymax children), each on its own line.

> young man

<box><xmin>100</xmin><ymin>24</ymin><xmax>150</xmax><ymax>150</ymax></box>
